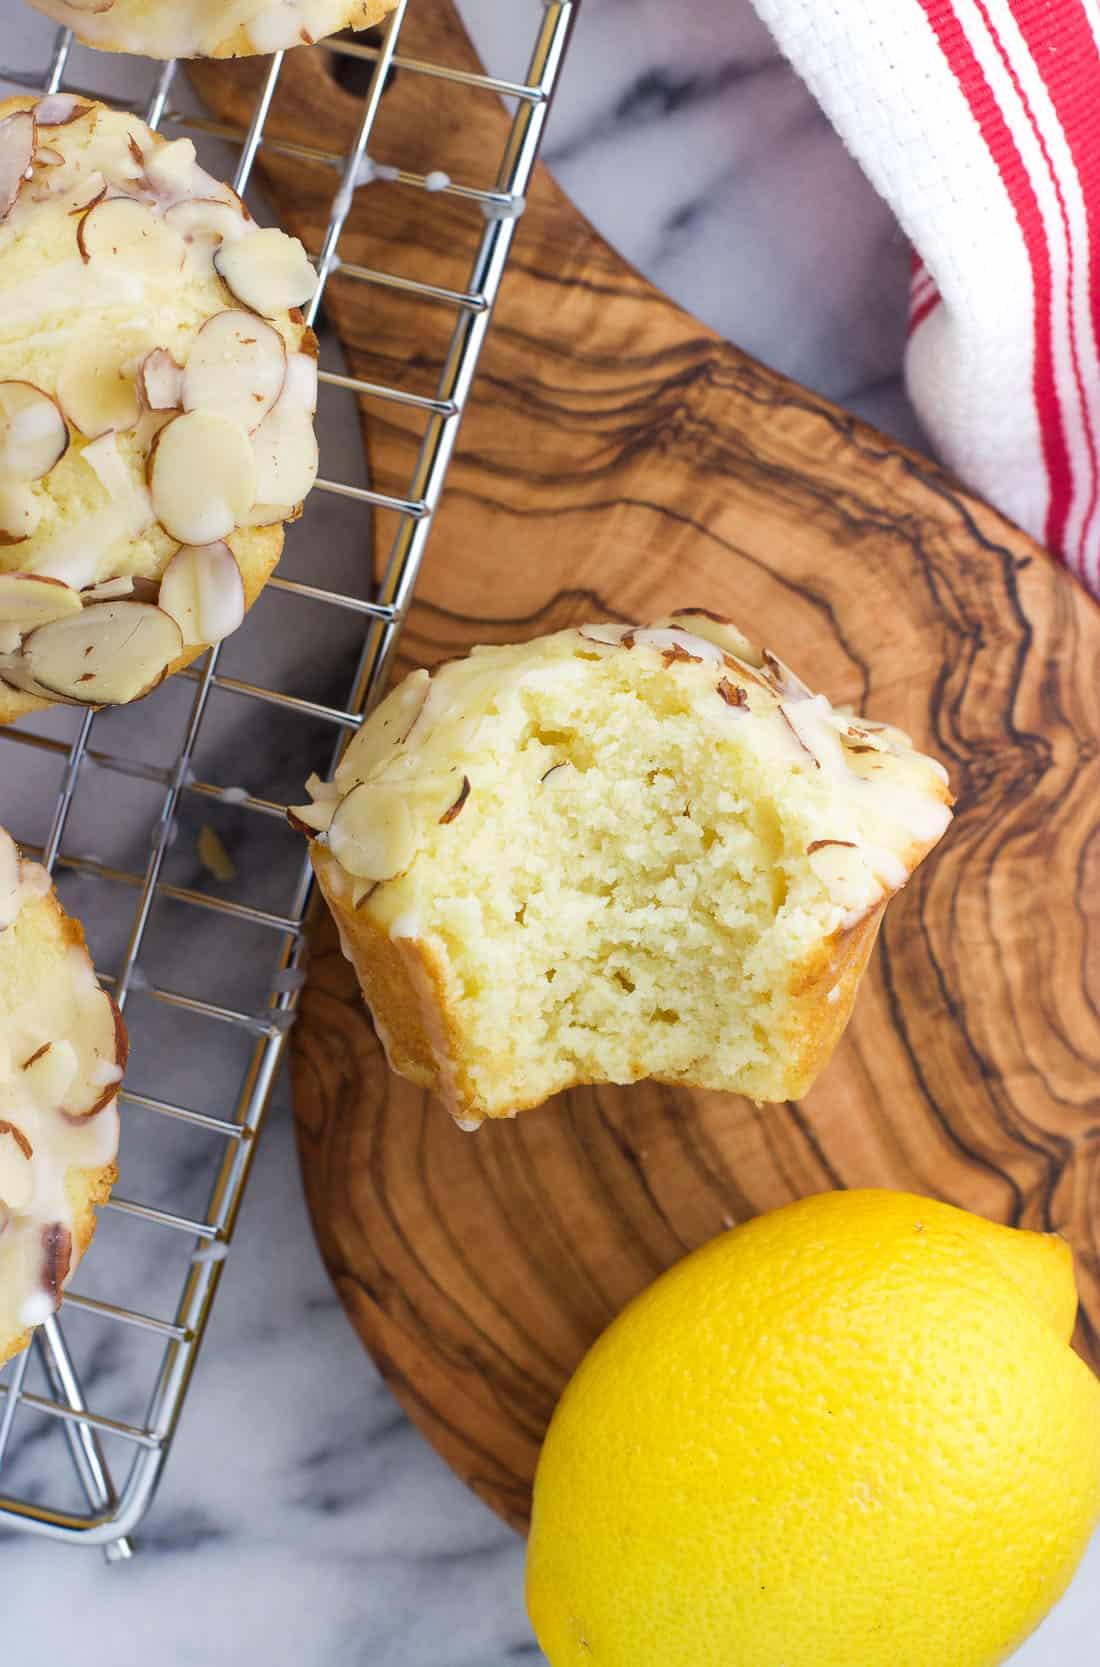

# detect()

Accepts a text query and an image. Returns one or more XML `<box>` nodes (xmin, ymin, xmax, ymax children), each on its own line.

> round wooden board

<box><xmin>194</xmin><ymin>6</ymin><xmax>1100</xmax><ymax>1535</ymax></box>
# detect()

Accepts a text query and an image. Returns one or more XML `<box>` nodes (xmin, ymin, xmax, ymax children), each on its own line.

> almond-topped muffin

<box><xmin>22</xmin><ymin>0</ymin><xmax>397</xmax><ymax>58</ymax></box>
<box><xmin>0</xmin><ymin>95</ymin><xmax>320</xmax><ymax>721</ymax></box>
<box><xmin>290</xmin><ymin>612</ymin><xmax>953</xmax><ymax>1127</ymax></box>
<box><xmin>0</xmin><ymin>826</ymin><xmax>126</xmax><ymax>1365</ymax></box>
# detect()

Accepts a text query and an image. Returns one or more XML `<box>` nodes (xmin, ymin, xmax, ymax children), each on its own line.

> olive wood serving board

<box><xmin>193</xmin><ymin>5</ymin><xmax>1100</xmax><ymax>1534</ymax></box>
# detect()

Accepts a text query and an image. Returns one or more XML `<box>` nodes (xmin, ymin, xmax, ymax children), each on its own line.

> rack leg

<box><xmin>37</xmin><ymin>1318</ymin><xmax>135</xmax><ymax>1563</ymax></box>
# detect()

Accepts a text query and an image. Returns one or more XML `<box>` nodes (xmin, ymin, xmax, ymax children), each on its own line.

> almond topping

<box><xmin>0</xmin><ymin>573</ymin><xmax>82</xmax><ymax>636</ymax></box>
<box><xmin>149</xmin><ymin>411</ymin><xmax>256</xmax><ymax>546</ymax></box>
<box><xmin>248</xmin><ymin>396</ymin><xmax>318</xmax><ymax>517</ymax></box>
<box><xmin>138</xmin><ymin>348</ymin><xmax>184</xmax><ymax>413</ymax></box>
<box><xmin>0</xmin><ymin>827</ymin><xmax>20</xmax><ymax>929</ymax></box>
<box><xmin>77</xmin><ymin>196</ymin><xmax>186</xmax><ymax>277</ymax></box>
<box><xmin>0</xmin><ymin>382</ymin><xmax>69</xmax><ymax>483</ymax></box>
<box><xmin>165</xmin><ymin>196</ymin><xmax>247</xmax><ymax>252</ymax></box>
<box><xmin>158</xmin><ymin>542</ymin><xmax>245</xmax><ymax>647</ymax></box>
<box><xmin>213</xmin><ymin>228</ymin><xmax>317</xmax><ymax>316</ymax></box>
<box><xmin>57</xmin><ymin>349</ymin><xmax>139</xmax><ymax>439</ymax></box>
<box><xmin>22</xmin><ymin>600</ymin><xmax>182</xmax><ymax>706</ymax></box>
<box><xmin>33</xmin><ymin>95</ymin><xmax>92</xmax><ymax>127</ymax></box>
<box><xmin>0</xmin><ymin>111</ymin><xmax>36</xmax><ymax>223</ymax></box>
<box><xmin>0</xmin><ymin>482</ymin><xmax>43</xmax><ymax>544</ymax></box>
<box><xmin>439</xmin><ymin>776</ymin><xmax>471</xmax><ymax>824</ymax></box>
<box><xmin>0</xmin><ymin>1121</ymin><xmax>33</xmax><ymax>1212</ymax></box>
<box><xmin>327</xmin><ymin>781</ymin><xmax>417</xmax><ymax>883</ymax></box>
<box><xmin>40</xmin><ymin>1223</ymin><xmax>72</xmax><ymax>1310</ymax></box>
<box><xmin>144</xmin><ymin>138</ymin><xmax>196</xmax><ymax>200</ymax></box>
<box><xmin>182</xmin><ymin>310</ymin><xmax>287</xmax><ymax>433</ymax></box>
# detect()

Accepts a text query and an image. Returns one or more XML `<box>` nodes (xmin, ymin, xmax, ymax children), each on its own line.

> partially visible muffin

<box><xmin>22</xmin><ymin>0</ymin><xmax>397</xmax><ymax>57</ymax></box>
<box><xmin>0</xmin><ymin>96</ymin><xmax>320</xmax><ymax>722</ymax></box>
<box><xmin>290</xmin><ymin>612</ymin><xmax>953</xmax><ymax>1126</ymax></box>
<box><xmin>0</xmin><ymin>825</ymin><xmax>126</xmax><ymax>1365</ymax></box>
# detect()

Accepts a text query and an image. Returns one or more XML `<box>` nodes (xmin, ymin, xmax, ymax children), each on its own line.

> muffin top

<box><xmin>23</xmin><ymin>0</ymin><xmax>396</xmax><ymax>59</ymax></box>
<box><xmin>0</xmin><ymin>97</ymin><xmax>319</xmax><ymax>706</ymax></box>
<box><xmin>293</xmin><ymin>611</ymin><xmax>953</xmax><ymax>939</ymax></box>
<box><xmin>0</xmin><ymin>827</ymin><xmax>124</xmax><ymax>1352</ymax></box>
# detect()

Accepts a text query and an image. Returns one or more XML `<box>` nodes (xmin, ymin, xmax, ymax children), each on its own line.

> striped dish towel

<box><xmin>748</xmin><ymin>0</ymin><xmax>1100</xmax><ymax>594</ymax></box>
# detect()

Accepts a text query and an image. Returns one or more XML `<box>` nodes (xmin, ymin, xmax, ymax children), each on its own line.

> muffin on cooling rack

<box><xmin>0</xmin><ymin>95</ymin><xmax>321</xmax><ymax>723</ymax></box>
<box><xmin>22</xmin><ymin>0</ymin><xmax>397</xmax><ymax>57</ymax></box>
<box><xmin>0</xmin><ymin>825</ymin><xmax>126</xmax><ymax>1366</ymax></box>
<box><xmin>290</xmin><ymin>611</ymin><xmax>953</xmax><ymax>1127</ymax></box>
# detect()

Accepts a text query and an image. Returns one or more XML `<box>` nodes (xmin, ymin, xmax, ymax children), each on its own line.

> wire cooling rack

<box><xmin>0</xmin><ymin>0</ymin><xmax>576</xmax><ymax>1558</ymax></box>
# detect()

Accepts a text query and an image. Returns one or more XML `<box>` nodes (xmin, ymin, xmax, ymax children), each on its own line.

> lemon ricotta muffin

<box><xmin>0</xmin><ymin>95</ymin><xmax>320</xmax><ymax>721</ymax></box>
<box><xmin>291</xmin><ymin>612</ymin><xmax>953</xmax><ymax>1126</ymax></box>
<box><xmin>22</xmin><ymin>0</ymin><xmax>398</xmax><ymax>57</ymax></box>
<box><xmin>0</xmin><ymin>825</ymin><xmax>125</xmax><ymax>1365</ymax></box>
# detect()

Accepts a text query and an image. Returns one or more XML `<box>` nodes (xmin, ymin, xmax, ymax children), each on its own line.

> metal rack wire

<box><xmin>0</xmin><ymin>0</ymin><xmax>576</xmax><ymax>1558</ymax></box>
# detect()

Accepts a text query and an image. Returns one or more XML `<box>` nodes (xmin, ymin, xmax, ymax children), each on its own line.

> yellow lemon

<box><xmin>526</xmin><ymin>1190</ymin><xmax>1100</xmax><ymax>1667</ymax></box>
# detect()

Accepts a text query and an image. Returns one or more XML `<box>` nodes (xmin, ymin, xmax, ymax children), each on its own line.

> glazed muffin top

<box><xmin>22</xmin><ymin>0</ymin><xmax>398</xmax><ymax>59</ymax></box>
<box><xmin>0</xmin><ymin>826</ymin><xmax>125</xmax><ymax>1357</ymax></box>
<box><xmin>0</xmin><ymin>96</ymin><xmax>320</xmax><ymax>709</ymax></box>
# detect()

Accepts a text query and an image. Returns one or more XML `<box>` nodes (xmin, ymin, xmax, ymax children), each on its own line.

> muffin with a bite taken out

<box><xmin>290</xmin><ymin>611</ymin><xmax>953</xmax><ymax>1127</ymax></box>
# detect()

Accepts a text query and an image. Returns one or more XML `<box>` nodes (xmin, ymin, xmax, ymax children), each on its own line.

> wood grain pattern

<box><xmin>193</xmin><ymin>6</ymin><xmax>1100</xmax><ymax>1535</ymax></box>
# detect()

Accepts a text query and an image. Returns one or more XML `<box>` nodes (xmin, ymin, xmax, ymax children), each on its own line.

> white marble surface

<box><xmin>0</xmin><ymin>1</ymin><xmax>1096</xmax><ymax>1661</ymax></box>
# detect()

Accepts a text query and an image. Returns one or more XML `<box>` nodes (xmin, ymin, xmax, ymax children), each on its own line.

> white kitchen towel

<box><xmin>749</xmin><ymin>0</ymin><xmax>1100</xmax><ymax>594</ymax></box>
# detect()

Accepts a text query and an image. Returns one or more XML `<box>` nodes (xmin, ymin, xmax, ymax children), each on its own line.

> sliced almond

<box><xmin>0</xmin><ymin>382</ymin><xmax>69</xmax><ymax>484</ymax></box>
<box><xmin>663</xmin><ymin>610</ymin><xmax>764</xmax><ymax>666</ymax></box>
<box><xmin>77</xmin><ymin>196</ymin><xmax>186</xmax><ymax>277</ymax></box>
<box><xmin>630</xmin><ymin>625</ymin><xmax>722</xmax><ymax>665</ymax></box>
<box><xmin>286</xmin><ymin>800</ymin><xmax>336</xmax><ymax>837</ymax></box>
<box><xmin>149</xmin><ymin>411</ymin><xmax>256</xmax><ymax>546</ymax></box>
<box><xmin>0</xmin><ymin>111</ymin><xmax>36</xmax><ymax>223</ymax></box>
<box><xmin>182</xmin><ymin>311</ymin><xmax>287</xmax><ymax>433</ymax></box>
<box><xmin>138</xmin><ymin>348</ymin><xmax>183</xmax><ymax>413</ymax></box>
<box><xmin>165</xmin><ymin>197</ymin><xmax>246</xmax><ymax>252</ymax></box>
<box><xmin>337</xmin><ymin>670</ymin><xmax>431</xmax><ymax>784</ymax></box>
<box><xmin>33</xmin><ymin>145</ymin><xmax>64</xmax><ymax>169</ymax></box>
<box><xmin>305</xmin><ymin>772</ymin><xmax>342</xmax><ymax>802</ymax></box>
<box><xmin>326</xmin><ymin>780</ymin><xmax>417</xmax><ymax>883</ymax></box>
<box><xmin>40</xmin><ymin>1223</ymin><xmax>72</xmax><ymax>1311</ymax></box>
<box><xmin>33</xmin><ymin>95</ymin><xmax>92</xmax><ymax>127</ymax></box>
<box><xmin>762</xmin><ymin>647</ymin><xmax>812</xmax><ymax>699</ymax></box>
<box><xmin>63</xmin><ymin>994</ymin><xmax>127</xmax><ymax>1120</ymax></box>
<box><xmin>144</xmin><ymin>138</ymin><xmax>196</xmax><ymax>201</ymax></box>
<box><xmin>577</xmin><ymin>623</ymin><xmax>631</xmax><ymax>647</ymax></box>
<box><xmin>0</xmin><ymin>827</ymin><xmax>20</xmax><ymax>929</ymax></box>
<box><xmin>0</xmin><ymin>573</ymin><xmax>81</xmax><ymax>637</ymax></box>
<box><xmin>249</xmin><ymin>397</ymin><xmax>318</xmax><ymax>516</ymax></box>
<box><xmin>214</xmin><ymin>228</ymin><xmax>317</xmax><ymax>316</ymax></box>
<box><xmin>0</xmin><ymin>650</ymin><xmax>79</xmax><ymax>705</ymax></box>
<box><xmin>23</xmin><ymin>600</ymin><xmax>183</xmax><ymax>706</ymax></box>
<box><xmin>68</xmin><ymin>174</ymin><xmax>106</xmax><ymax>216</ymax></box>
<box><xmin>0</xmin><ymin>482</ymin><xmax>42</xmax><ymax>544</ymax></box>
<box><xmin>285</xmin><ymin>351</ymin><xmax>319</xmax><ymax>416</ymax></box>
<box><xmin>22</xmin><ymin>1037</ymin><xmax>76</xmax><ymax>1111</ymax></box>
<box><xmin>0</xmin><ymin>1121</ymin><xmax>33</xmax><ymax>1212</ymax></box>
<box><xmin>241</xmin><ymin>502</ymin><xmax>290</xmax><ymax>529</ymax></box>
<box><xmin>57</xmin><ymin>349</ymin><xmax>139</xmax><ymax>439</ymax></box>
<box><xmin>82</xmin><ymin>574</ymin><xmax>135</xmax><ymax>603</ymax></box>
<box><xmin>158</xmin><ymin>542</ymin><xmax>245</xmax><ymax>647</ymax></box>
<box><xmin>80</xmin><ymin>433</ymin><xmax>156</xmax><ymax>538</ymax></box>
